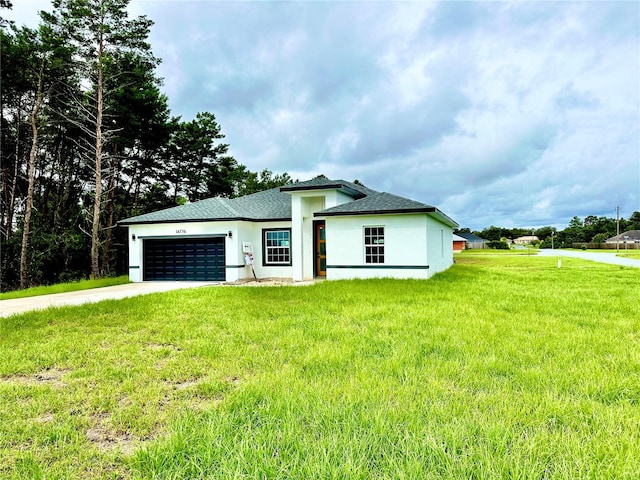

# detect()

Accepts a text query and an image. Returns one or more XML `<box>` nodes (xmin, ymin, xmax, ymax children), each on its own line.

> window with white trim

<box><xmin>364</xmin><ymin>226</ymin><xmax>384</xmax><ymax>264</ymax></box>
<box><xmin>263</xmin><ymin>229</ymin><xmax>291</xmax><ymax>265</ymax></box>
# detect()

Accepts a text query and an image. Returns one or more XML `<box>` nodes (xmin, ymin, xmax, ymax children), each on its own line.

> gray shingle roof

<box><xmin>317</xmin><ymin>192</ymin><xmax>430</xmax><ymax>215</ymax></box>
<box><xmin>280</xmin><ymin>177</ymin><xmax>376</xmax><ymax>198</ymax></box>
<box><xmin>118</xmin><ymin>187</ymin><xmax>292</xmax><ymax>225</ymax></box>
<box><xmin>118</xmin><ymin>178</ymin><xmax>457</xmax><ymax>228</ymax></box>
<box><xmin>316</xmin><ymin>192</ymin><xmax>458</xmax><ymax>227</ymax></box>
<box><xmin>456</xmin><ymin>232</ymin><xmax>486</xmax><ymax>243</ymax></box>
<box><xmin>606</xmin><ymin>230</ymin><xmax>640</xmax><ymax>242</ymax></box>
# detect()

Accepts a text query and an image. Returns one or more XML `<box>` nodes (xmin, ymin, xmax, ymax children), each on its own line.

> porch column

<box><xmin>291</xmin><ymin>196</ymin><xmax>304</xmax><ymax>281</ymax></box>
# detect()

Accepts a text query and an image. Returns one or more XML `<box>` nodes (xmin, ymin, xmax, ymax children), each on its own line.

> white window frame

<box><xmin>263</xmin><ymin>228</ymin><xmax>292</xmax><ymax>266</ymax></box>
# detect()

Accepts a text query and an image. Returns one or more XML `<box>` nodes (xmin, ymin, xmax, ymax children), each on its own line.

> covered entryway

<box><xmin>143</xmin><ymin>237</ymin><xmax>225</xmax><ymax>281</ymax></box>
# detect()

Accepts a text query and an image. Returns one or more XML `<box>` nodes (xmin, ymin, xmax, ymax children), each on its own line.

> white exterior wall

<box><xmin>325</xmin><ymin>214</ymin><xmax>432</xmax><ymax>280</ymax></box>
<box><xmin>245</xmin><ymin>221</ymin><xmax>294</xmax><ymax>279</ymax></box>
<box><xmin>126</xmin><ymin>220</ymin><xmax>293</xmax><ymax>283</ymax></box>
<box><xmin>425</xmin><ymin>216</ymin><xmax>455</xmax><ymax>276</ymax></box>
<box><xmin>125</xmin><ymin>189</ymin><xmax>455</xmax><ymax>283</ymax></box>
<box><xmin>287</xmin><ymin>189</ymin><xmax>351</xmax><ymax>281</ymax></box>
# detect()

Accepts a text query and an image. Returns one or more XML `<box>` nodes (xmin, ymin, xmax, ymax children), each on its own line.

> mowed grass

<box><xmin>456</xmin><ymin>249</ymin><xmax>535</xmax><ymax>255</ymax></box>
<box><xmin>0</xmin><ymin>257</ymin><xmax>639</xmax><ymax>479</ymax></box>
<box><xmin>0</xmin><ymin>276</ymin><xmax>129</xmax><ymax>300</ymax></box>
<box><xmin>618</xmin><ymin>252</ymin><xmax>640</xmax><ymax>259</ymax></box>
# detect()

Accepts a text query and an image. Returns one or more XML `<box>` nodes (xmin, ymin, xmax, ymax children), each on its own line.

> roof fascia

<box><xmin>118</xmin><ymin>216</ymin><xmax>292</xmax><ymax>226</ymax></box>
<box><xmin>316</xmin><ymin>208</ymin><xmax>436</xmax><ymax>217</ymax></box>
<box><xmin>429</xmin><ymin>209</ymin><xmax>459</xmax><ymax>228</ymax></box>
<box><xmin>280</xmin><ymin>183</ymin><xmax>365</xmax><ymax>199</ymax></box>
<box><xmin>315</xmin><ymin>207</ymin><xmax>459</xmax><ymax>228</ymax></box>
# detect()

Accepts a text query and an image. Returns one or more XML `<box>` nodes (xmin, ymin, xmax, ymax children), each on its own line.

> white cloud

<box><xmin>5</xmin><ymin>0</ymin><xmax>639</xmax><ymax>230</ymax></box>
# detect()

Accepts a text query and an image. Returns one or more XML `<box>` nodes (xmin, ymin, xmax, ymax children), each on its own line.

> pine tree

<box><xmin>42</xmin><ymin>0</ymin><xmax>154</xmax><ymax>279</ymax></box>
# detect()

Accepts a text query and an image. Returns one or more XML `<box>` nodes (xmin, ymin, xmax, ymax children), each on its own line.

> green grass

<box><xmin>1</xmin><ymin>257</ymin><xmax>639</xmax><ymax>479</ymax></box>
<box><xmin>617</xmin><ymin>252</ymin><xmax>640</xmax><ymax>259</ymax></box>
<box><xmin>456</xmin><ymin>248</ymin><xmax>536</xmax><ymax>255</ymax></box>
<box><xmin>559</xmin><ymin>248</ymin><xmax>640</xmax><ymax>255</ymax></box>
<box><xmin>578</xmin><ymin>250</ymin><xmax>640</xmax><ymax>259</ymax></box>
<box><xmin>459</xmin><ymin>248</ymin><xmax>640</xmax><ymax>260</ymax></box>
<box><xmin>0</xmin><ymin>276</ymin><xmax>129</xmax><ymax>300</ymax></box>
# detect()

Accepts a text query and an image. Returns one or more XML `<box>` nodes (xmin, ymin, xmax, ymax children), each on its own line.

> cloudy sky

<box><xmin>6</xmin><ymin>1</ymin><xmax>640</xmax><ymax>230</ymax></box>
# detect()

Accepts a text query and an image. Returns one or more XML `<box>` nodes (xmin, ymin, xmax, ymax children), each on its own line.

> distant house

<box><xmin>119</xmin><ymin>177</ymin><xmax>458</xmax><ymax>282</ymax></box>
<box><xmin>456</xmin><ymin>232</ymin><xmax>487</xmax><ymax>249</ymax></box>
<box><xmin>513</xmin><ymin>235</ymin><xmax>539</xmax><ymax>245</ymax></box>
<box><xmin>452</xmin><ymin>234</ymin><xmax>467</xmax><ymax>253</ymax></box>
<box><xmin>606</xmin><ymin>230</ymin><xmax>640</xmax><ymax>245</ymax></box>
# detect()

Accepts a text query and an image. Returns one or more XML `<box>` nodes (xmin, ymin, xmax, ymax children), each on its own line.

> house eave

<box><xmin>118</xmin><ymin>216</ymin><xmax>292</xmax><ymax>226</ymax></box>
<box><xmin>315</xmin><ymin>207</ymin><xmax>459</xmax><ymax>227</ymax></box>
<box><xmin>430</xmin><ymin>209</ymin><xmax>459</xmax><ymax>228</ymax></box>
<box><xmin>280</xmin><ymin>183</ymin><xmax>365</xmax><ymax>199</ymax></box>
<box><xmin>316</xmin><ymin>208</ymin><xmax>434</xmax><ymax>217</ymax></box>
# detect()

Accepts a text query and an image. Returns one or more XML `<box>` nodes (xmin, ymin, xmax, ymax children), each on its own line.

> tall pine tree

<box><xmin>42</xmin><ymin>0</ymin><xmax>154</xmax><ymax>278</ymax></box>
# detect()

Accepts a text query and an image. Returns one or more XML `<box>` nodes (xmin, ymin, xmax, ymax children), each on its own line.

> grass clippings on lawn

<box><xmin>1</xmin><ymin>256</ymin><xmax>639</xmax><ymax>479</ymax></box>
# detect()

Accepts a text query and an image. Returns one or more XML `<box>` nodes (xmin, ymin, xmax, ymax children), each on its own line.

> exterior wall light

<box><xmin>131</xmin><ymin>234</ymin><xmax>136</xmax><ymax>241</ymax></box>
<box><xmin>228</xmin><ymin>231</ymin><xmax>233</xmax><ymax>238</ymax></box>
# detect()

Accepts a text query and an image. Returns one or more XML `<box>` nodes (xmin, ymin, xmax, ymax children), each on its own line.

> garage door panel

<box><xmin>143</xmin><ymin>238</ymin><xmax>225</xmax><ymax>281</ymax></box>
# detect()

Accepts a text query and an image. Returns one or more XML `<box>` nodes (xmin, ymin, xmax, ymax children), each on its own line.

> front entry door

<box><xmin>315</xmin><ymin>221</ymin><xmax>326</xmax><ymax>277</ymax></box>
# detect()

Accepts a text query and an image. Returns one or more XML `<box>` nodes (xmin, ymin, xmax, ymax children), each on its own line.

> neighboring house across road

<box><xmin>606</xmin><ymin>230</ymin><xmax>640</xmax><ymax>248</ymax></box>
<box><xmin>452</xmin><ymin>234</ymin><xmax>467</xmax><ymax>253</ymax></box>
<box><xmin>119</xmin><ymin>177</ymin><xmax>458</xmax><ymax>283</ymax></box>
<box><xmin>514</xmin><ymin>235</ymin><xmax>539</xmax><ymax>245</ymax></box>
<box><xmin>456</xmin><ymin>232</ymin><xmax>487</xmax><ymax>249</ymax></box>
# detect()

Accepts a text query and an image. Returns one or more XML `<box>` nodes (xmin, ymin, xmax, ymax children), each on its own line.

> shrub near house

<box><xmin>486</xmin><ymin>240</ymin><xmax>510</xmax><ymax>250</ymax></box>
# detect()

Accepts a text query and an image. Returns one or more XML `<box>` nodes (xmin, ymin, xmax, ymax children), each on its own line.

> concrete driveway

<box><xmin>0</xmin><ymin>282</ymin><xmax>219</xmax><ymax>318</ymax></box>
<box><xmin>537</xmin><ymin>249</ymin><xmax>640</xmax><ymax>268</ymax></box>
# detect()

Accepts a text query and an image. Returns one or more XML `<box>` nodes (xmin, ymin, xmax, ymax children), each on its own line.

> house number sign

<box><xmin>175</xmin><ymin>229</ymin><xmax>187</xmax><ymax>234</ymax></box>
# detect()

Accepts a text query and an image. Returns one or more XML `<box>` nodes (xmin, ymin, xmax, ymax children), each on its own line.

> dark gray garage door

<box><xmin>143</xmin><ymin>237</ymin><xmax>225</xmax><ymax>281</ymax></box>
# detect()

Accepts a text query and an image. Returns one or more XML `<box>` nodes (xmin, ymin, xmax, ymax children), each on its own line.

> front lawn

<box><xmin>0</xmin><ymin>276</ymin><xmax>130</xmax><ymax>300</ymax></box>
<box><xmin>1</xmin><ymin>257</ymin><xmax>638</xmax><ymax>478</ymax></box>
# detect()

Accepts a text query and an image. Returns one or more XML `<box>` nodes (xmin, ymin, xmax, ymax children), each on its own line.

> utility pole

<box><xmin>616</xmin><ymin>206</ymin><xmax>620</xmax><ymax>253</ymax></box>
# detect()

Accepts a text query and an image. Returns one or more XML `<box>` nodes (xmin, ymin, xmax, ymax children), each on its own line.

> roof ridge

<box><xmin>334</xmin><ymin>179</ymin><xmax>379</xmax><ymax>196</ymax></box>
<box><xmin>216</xmin><ymin>196</ymin><xmax>241</xmax><ymax>216</ymax></box>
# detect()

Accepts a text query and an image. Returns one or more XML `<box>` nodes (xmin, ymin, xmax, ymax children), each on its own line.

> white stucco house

<box><xmin>118</xmin><ymin>177</ymin><xmax>458</xmax><ymax>282</ymax></box>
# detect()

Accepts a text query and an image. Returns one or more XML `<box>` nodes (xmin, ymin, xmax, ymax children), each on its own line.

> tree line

<box><xmin>458</xmin><ymin>211</ymin><xmax>640</xmax><ymax>249</ymax></box>
<box><xmin>0</xmin><ymin>0</ymin><xmax>291</xmax><ymax>292</ymax></box>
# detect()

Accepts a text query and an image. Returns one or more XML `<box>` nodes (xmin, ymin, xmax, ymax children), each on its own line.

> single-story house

<box><xmin>513</xmin><ymin>235</ymin><xmax>539</xmax><ymax>245</ymax></box>
<box><xmin>455</xmin><ymin>232</ymin><xmax>487</xmax><ymax>249</ymax></box>
<box><xmin>606</xmin><ymin>230</ymin><xmax>640</xmax><ymax>245</ymax></box>
<box><xmin>118</xmin><ymin>177</ymin><xmax>458</xmax><ymax>283</ymax></box>
<box><xmin>452</xmin><ymin>234</ymin><xmax>467</xmax><ymax>253</ymax></box>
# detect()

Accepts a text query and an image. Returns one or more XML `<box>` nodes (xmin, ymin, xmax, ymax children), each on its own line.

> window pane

<box><xmin>264</xmin><ymin>229</ymin><xmax>291</xmax><ymax>265</ymax></box>
<box><xmin>364</xmin><ymin>226</ymin><xmax>384</xmax><ymax>264</ymax></box>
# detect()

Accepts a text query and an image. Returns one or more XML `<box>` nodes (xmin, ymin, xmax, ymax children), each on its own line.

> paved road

<box><xmin>0</xmin><ymin>282</ymin><xmax>219</xmax><ymax>318</ymax></box>
<box><xmin>537</xmin><ymin>249</ymin><xmax>640</xmax><ymax>268</ymax></box>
